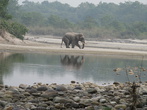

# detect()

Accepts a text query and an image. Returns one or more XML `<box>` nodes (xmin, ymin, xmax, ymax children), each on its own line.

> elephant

<box><xmin>61</xmin><ymin>32</ymin><xmax>85</xmax><ymax>49</ymax></box>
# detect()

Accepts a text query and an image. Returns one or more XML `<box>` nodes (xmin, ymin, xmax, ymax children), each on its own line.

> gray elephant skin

<box><xmin>61</xmin><ymin>32</ymin><xmax>85</xmax><ymax>49</ymax></box>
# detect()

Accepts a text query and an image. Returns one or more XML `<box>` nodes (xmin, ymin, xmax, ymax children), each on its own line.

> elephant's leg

<box><xmin>64</xmin><ymin>37</ymin><xmax>70</xmax><ymax>48</ymax></box>
<box><xmin>72</xmin><ymin>42</ymin><xmax>75</xmax><ymax>48</ymax></box>
<box><xmin>72</xmin><ymin>44</ymin><xmax>75</xmax><ymax>48</ymax></box>
<box><xmin>68</xmin><ymin>41</ymin><xmax>71</xmax><ymax>48</ymax></box>
<box><xmin>65</xmin><ymin>42</ymin><xmax>70</xmax><ymax>48</ymax></box>
<box><xmin>76</xmin><ymin>43</ymin><xmax>81</xmax><ymax>49</ymax></box>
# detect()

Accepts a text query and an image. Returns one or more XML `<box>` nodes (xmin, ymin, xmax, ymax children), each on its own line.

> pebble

<box><xmin>0</xmin><ymin>82</ymin><xmax>146</xmax><ymax>109</ymax></box>
<box><xmin>99</xmin><ymin>98</ymin><xmax>107</xmax><ymax>103</ymax></box>
<box><xmin>115</xmin><ymin>104</ymin><xmax>127</xmax><ymax>109</ymax></box>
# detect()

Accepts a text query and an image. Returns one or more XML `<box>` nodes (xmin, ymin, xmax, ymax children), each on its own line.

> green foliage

<box><xmin>9</xmin><ymin>22</ymin><xmax>28</xmax><ymax>40</ymax></box>
<box><xmin>47</xmin><ymin>15</ymin><xmax>73</xmax><ymax>28</ymax></box>
<box><xmin>0</xmin><ymin>20</ymin><xmax>28</xmax><ymax>40</ymax></box>
<box><xmin>7</xmin><ymin>0</ymin><xmax>19</xmax><ymax>20</ymax></box>
<box><xmin>7</xmin><ymin>0</ymin><xmax>147</xmax><ymax>39</ymax></box>
<box><xmin>79</xmin><ymin>16</ymin><xmax>99</xmax><ymax>29</ymax></box>
<box><xmin>0</xmin><ymin>0</ymin><xmax>28</xmax><ymax>40</ymax></box>
<box><xmin>20</xmin><ymin>12</ymin><xmax>44</xmax><ymax>26</ymax></box>
<box><xmin>0</xmin><ymin>0</ymin><xmax>12</xmax><ymax>20</ymax></box>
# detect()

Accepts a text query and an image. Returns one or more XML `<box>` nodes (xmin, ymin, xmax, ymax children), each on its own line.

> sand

<box><xmin>0</xmin><ymin>34</ymin><xmax>147</xmax><ymax>57</ymax></box>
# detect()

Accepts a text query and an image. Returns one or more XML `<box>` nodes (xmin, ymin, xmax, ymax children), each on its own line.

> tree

<box><xmin>7</xmin><ymin>0</ymin><xmax>147</xmax><ymax>39</ymax></box>
<box><xmin>21</xmin><ymin>12</ymin><xmax>44</xmax><ymax>26</ymax></box>
<box><xmin>47</xmin><ymin>15</ymin><xmax>73</xmax><ymax>28</ymax></box>
<box><xmin>0</xmin><ymin>0</ymin><xmax>28</xmax><ymax>40</ymax></box>
<box><xmin>100</xmin><ymin>15</ymin><xmax>114</xmax><ymax>27</ymax></box>
<box><xmin>7</xmin><ymin>0</ymin><xmax>20</xmax><ymax>20</ymax></box>
<box><xmin>79</xmin><ymin>16</ymin><xmax>98</xmax><ymax>29</ymax></box>
<box><xmin>0</xmin><ymin>0</ymin><xmax>12</xmax><ymax>20</ymax></box>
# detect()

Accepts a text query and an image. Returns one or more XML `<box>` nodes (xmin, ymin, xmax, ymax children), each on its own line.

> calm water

<box><xmin>0</xmin><ymin>52</ymin><xmax>147</xmax><ymax>86</ymax></box>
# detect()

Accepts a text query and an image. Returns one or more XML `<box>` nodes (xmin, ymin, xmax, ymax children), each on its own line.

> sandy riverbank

<box><xmin>0</xmin><ymin>35</ymin><xmax>147</xmax><ymax>57</ymax></box>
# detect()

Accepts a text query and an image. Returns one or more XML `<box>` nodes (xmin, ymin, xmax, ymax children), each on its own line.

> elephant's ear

<box><xmin>79</xmin><ymin>33</ymin><xmax>83</xmax><ymax>37</ymax></box>
<box><xmin>77</xmin><ymin>34</ymin><xmax>83</xmax><ymax>40</ymax></box>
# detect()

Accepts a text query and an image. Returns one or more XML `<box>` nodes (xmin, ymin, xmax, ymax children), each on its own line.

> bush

<box><xmin>0</xmin><ymin>20</ymin><xmax>28</xmax><ymax>40</ymax></box>
<box><xmin>10</xmin><ymin>22</ymin><xmax>28</xmax><ymax>40</ymax></box>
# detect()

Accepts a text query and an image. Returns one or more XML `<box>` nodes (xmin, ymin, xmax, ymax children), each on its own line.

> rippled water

<box><xmin>0</xmin><ymin>52</ymin><xmax>147</xmax><ymax>86</ymax></box>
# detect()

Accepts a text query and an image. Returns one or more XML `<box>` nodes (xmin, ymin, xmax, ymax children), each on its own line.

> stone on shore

<box><xmin>0</xmin><ymin>82</ymin><xmax>147</xmax><ymax>109</ymax></box>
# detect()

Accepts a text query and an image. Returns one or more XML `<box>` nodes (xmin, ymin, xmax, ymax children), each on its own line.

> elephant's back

<box><xmin>65</xmin><ymin>32</ymin><xmax>77</xmax><ymax>37</ymax></box>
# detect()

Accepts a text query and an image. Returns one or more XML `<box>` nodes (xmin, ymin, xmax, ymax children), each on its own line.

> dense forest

<box><xmin>8</xmin><ymin>0</ymin><xmax>147</xmax><ymax>39</ymax></box>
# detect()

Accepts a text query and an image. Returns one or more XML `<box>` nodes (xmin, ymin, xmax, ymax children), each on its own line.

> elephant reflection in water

<box><xmin>60</xmin><ymin>55</ymin><xmax>84</xmax><ymax>70</ymax></box>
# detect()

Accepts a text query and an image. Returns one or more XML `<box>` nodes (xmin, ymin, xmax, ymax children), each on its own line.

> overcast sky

<box><xmin>18</xmin><ymin>0</ymin><xmax>147</xmax><ymax>7</ymax></box>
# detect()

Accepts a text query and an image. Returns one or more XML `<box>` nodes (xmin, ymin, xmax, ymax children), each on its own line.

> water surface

<box><xmin>0</xmin><ymin>52</ymin><xmax>147</xmax><ymax>86</ymax></box>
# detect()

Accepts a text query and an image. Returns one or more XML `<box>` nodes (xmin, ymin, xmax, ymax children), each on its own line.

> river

<box><xmin>0</xmin><ymin>52</ymin><xmax>147</xmax><ymax>86</ymax></box>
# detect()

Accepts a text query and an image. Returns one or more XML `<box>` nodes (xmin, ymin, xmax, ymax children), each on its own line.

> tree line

<box><xmin>8</xmin><ymin>0</ymin><xmax>147</xmax><ymax>39</ymax></box>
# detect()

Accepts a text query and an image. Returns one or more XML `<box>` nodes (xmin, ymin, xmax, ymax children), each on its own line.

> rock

<box><xmin>4</xmin><ymin>106</ymin><xmax>13</xmax><ymax>110</ymax></box>
<box><xmin>19</xmin><ymin>84</ymin><xmax>28</xmax><ymax>89</ymax></box>
<box><xmin>37</xmin><ymin>86</ymin><xmax>48</xmax><ymax>91</ymax></box>
<box><xmin>0</xmin><ymin>84</ymin><xmax>4</xmax><ymax>89</ymax></box>
<box><xmin>85</xmin><ymin>106</ymin><xmax>94</xmax><ymax>110</ymax></box>
<box><xmin>73</xmin><ymin>96</ymin><xmax>80</xmax><ymax>102</ymax></box>
<box><xmin>55</xmin><ymin>85</ymin><xmax>67</xmax><ymax>91</ymax></box>
<box><xmin>139</xmin><ymin>85</ymin><xmax>147</xmax><ymax>94</ymax></box>
<box><xmin>110</xmin><ymin>101</ymin><xmax>117</xmax><ymax>105</ymax></box>
<box><xmin>4</xmin><ymin>93</ymin><xmax>13</xmax><ymax>99</ymax></box>
<box><xmin>113</xmin><ymin>82</ymin><xmax>120</xmax><ymax>85</ymax></box>
<box><xmin>143</xmin><ymin>92</ymin><xmax>147</xmax><ymax>95</ymax></box>
<box><xmin>54</xmin><ymin>103</ymin><xmax>65</xmax><ymax>109</ymax></box>
<box><xmin>80</xmin><ymin>99</ymin><xmax>92</xmax><ymax>105</ymax></box>
<box><xmin>115</xmin><ymin>104</ymin><xmax>127</xmax><ymax>109</ymax></box>
<box><xmin>30</xmin><ymin>105</ymin><xmax>36</xmax><ymax>110</ymax></box>
<box><xmin>74</xmin><ymin>85</ymin><xmax>82</xmax><ymax>90</ymax></box>
<box><xmin>91</xmin><ymin>96</ymin><xmax>101</xmax><ymax>102</ymax></box>
<box><xmin>119</xmin><ymin>99</ymin><xmax>126</xmax><ymax>104</ymax></box>
<box><xmin>53</xmin><ymin>97</ymin><xmax>72</xmax><ymax>103</ymax></box>
<box><xmin>86</xmin><ymin>88</ymin><xmax>97</xmax><ymax>94</ymax></box>
<box><xmin>32</xmin><ymin>92</ymin><xmax>41</xmax><ymax>96</ymax></box>
<box><xmin>99</xmin><ymin>98</ymin><xmax>107</xmax><ymax>103</ymax></box>
<box><xmin>58</xmin><ymin>91</ymin><xmax>65</xmax><ymax>96</ymax></box>
<box><xmin>41</xmin><ymin>90</ymin><xmax>58</xmax><ymax>99</ymax></box>
<box><xmin>0</xmin><ymin>92</ymin><xmax>5</xmax><ymax>98</ymax></box>
<box><xmin>114</xmin><ymin>96</ymin><xmax>120</xmax><ymax>101</ymax></box>
<box><xmin>71</xmin><ymin>81</ymin><xmax>76</xmax><ymax>83</ymax></box>
<box><xmin>0</xmin><ymin>100</ymin><xmax>7</xmax><ymax>107</ymax></box>
<box><xmin>26</xmin><ymin>88</ymin><xmax>37</xmax><ymax>94</ymax></box>
<box><xmin>143</xmin><ymin>107</ymin><xmax>147</xmax><ymax>110</ymax></box>
<box><xmin>23</xmin><ymin>92</ymin><xmax>30</xmax><ymax>96</ymax></box>
<box><xmin>0</xmin><ymin>82</ymin><xmax>146</xmax><ymax>109</ymax></box>
<box><xmin>8</xmin><ymin>87</ymin><xmax>20</xmax><ymax>94</ymax></box>
<box><xmin>33</xmin><ymin>107</ymin><xmax>46</xmax><ymax>110</ymax></box>
<box><xmin>25</xmin><ymin>102</ymin><xmax>33</xmax><ymax>109</ymax></box>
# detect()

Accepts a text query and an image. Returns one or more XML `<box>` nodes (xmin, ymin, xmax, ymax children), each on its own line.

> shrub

<box><xmin>0</xmin><ymin>20</ymin><xmax>28</xmax><ymax>40</ymax></box>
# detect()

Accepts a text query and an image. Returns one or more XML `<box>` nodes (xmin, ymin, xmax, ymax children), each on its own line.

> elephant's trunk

<box><xmin>82</xmin><ymin>42</ymin><xmax>85</xmax><ymax>49</ymax></box>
